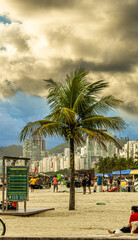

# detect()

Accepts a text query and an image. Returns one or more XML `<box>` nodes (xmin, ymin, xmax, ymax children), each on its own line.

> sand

<box><xmin>0</xmin><ymin>185</ymin><xmax>137</xmax><ymax>237</ymax></box>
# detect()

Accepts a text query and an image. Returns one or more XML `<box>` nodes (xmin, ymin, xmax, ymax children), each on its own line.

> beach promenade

<box><xmin>0</xmin><ymin>185</ymin><xmax>137</xmax><ymax>238</ymax></box>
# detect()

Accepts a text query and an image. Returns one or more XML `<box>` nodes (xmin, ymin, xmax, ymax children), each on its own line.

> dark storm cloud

<box><xmin>111</xmin><ymin>1</ymin><xmax>138</xmax><ymax>39</ymax></box>
<box><xmin>6</xmin><ymin>0</ymin><xmax>77</xmax><ymax>13</ymax></box>
<box><xmin>1</xmin><ymin>0</ymin><xmax>138</xmax><ymax>121</ymax></box>
<box><xmin>46</xmin><ymin>57</ymin><xmax>138</xmax><ymax>118</ymax></box>
<box><xmin>122</xmin><ymin>103</ymin><xmax>138</xmax><ymax>116</ymax></box>
<box><xmin>50</xmin><ymin>58</ymin><xmax>134</xmax><ymax>74</ymax></box>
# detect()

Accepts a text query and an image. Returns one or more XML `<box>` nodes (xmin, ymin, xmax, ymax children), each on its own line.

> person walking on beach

<box><xmin>82</xmin><ymin>174</ymin><xmax>87</xmax><ymax>194</ymax></box>
<box><xmin>109</xmin><ymin>177</ymin><xmax>113</xmax><ymax>189</ymax></box>
<box><xmin>97</xmin><ymin>176</ymin><xmax>103</xmax><ymax>192</ymax></box>
<box><xmin>30</xmin><ymin>177</ymin><xmax>36</xmax><ymax>192</ymax></box>
<box><xmin>108</xmin><ymin>206</ymin><xmax>138</xmax><ymax>234</ymax></box>
<box><xmin>117</xmin><ymin>177</ymin><xmax>121</xmax><ymax>192</ymax></box>
<box><xmin>52</xmin><ymin>175</ymin><xmax>58</xmax><ymax>192</ymax></box>
<box><xmin>87</xmin><ymin>174</ymin><xmax>91</xmax><ymax>194</ymax></box>
<box><xmin>93</xmin><ymin>177</ymin><xmax>97</xmax><ymax>192</ymax></box>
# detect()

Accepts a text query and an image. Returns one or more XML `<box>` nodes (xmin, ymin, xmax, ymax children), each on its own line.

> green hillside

<box><xmin>48</xmin><ymin>142</ymin><xmax>69</xmax><ymax>155</ymax></box>
<box><xmin>0</xmin><ymin>145</ymin><xmax>23</xmax><ymax>157</ymax></box>
<box><xmin>0</xmin><ymin>143</ymin><xmax>68</xmax><ymax>157</ymax></box>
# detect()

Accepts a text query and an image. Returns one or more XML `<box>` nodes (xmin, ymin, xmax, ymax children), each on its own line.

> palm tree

<box><xmin>127</xmin><ymin>157</ymin><xmax>135</xmax><ymax>169</ymax></box>
<box><xmin>96</xmin><ymin>157</ymin><xmax>110</xmax><ymax>176</ymax></box>
<box><xmin>108</xmin><ymin>155</ymin><xmax>117</xmax><ymax>173</ymax></box>
<box><xmin>20</xmin><ymin>67</ymin><xmax>126</xmax><ymax>210</ymax></box>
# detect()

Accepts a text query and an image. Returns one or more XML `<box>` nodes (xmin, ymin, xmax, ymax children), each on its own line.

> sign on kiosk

<box><xmin>7</xmin><ymin>166</ymin><xmax>28</xmax><ymax>201</ymax></box>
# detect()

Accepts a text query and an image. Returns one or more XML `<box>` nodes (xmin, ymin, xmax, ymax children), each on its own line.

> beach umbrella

<box><xmin>104</xmin><ymin>174</ymin><xmax>109</xmax><ymax>178</ymax></box>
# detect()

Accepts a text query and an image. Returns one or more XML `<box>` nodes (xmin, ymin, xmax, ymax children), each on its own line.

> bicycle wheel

<box><xmin>0</xmin><ymin>219</ymin><xmax>6</xmax><ymax>235</ymax></box>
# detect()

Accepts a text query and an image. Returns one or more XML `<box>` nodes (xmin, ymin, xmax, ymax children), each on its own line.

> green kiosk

<box><xmin>1</xmin><ymin>156</ymin><xmax>29</xmax><ymax>213</ymax></box>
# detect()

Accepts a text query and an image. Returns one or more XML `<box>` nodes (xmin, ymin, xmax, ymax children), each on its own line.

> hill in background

<box><xmin>0</xmin><ymin>143</ymin><xmax>69</xmax><ymax>157</ymax></box>
<box><xmin>0</xmin><ymin>145</ymin><xmax>23</xmax><ymax>157</ymax></box>
<box><xmin>48</xmin><ymin>142</ymin><xmax>69</xmax><ymax>155</ymax></box>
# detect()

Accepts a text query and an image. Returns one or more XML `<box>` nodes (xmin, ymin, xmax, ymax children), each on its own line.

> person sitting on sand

<box><xmin>0</xmin><ymin>201</ymin><xmax>17</xmax><ymax>210</ymax></box>
<box><xmin>8</xmin><ymin>201</ymin><xmax>17</xmax><ymax>210</ymax></box>
<box><xmin>108</xmin><ymin>206</ymin><xmax>138</xmax><ymax>234</ymax></box>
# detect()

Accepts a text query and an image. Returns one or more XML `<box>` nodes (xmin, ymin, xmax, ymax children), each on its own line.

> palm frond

<box><xmin>87</xmin><ymin>80</ymin><xmax>108</xmax><ymax>95</ymax></box>
<box><xmin>44</xmin><ymin>78</ymin><xmax>59</xmax><ymax>90</ymax></box>
<box><xmin>31</xmin><ymin>122</ymin><xmax>61</xmax><ymax>138</ymax></box>
<box><xmin>20</xmin><ymin>120</ymin><xmax>60</xmax><ymax>141</ymax></box>
<box><xmin>79</xmin><ymin>127</ymin><xmax>107</xmax><ymax>150</ymax></box>
<box><xmin>44</xmin><ymin>79</ymin><xmax>64</xmax><ymax>110</ymax></box>
<box><xmin>60</xmin><ymin>108</ymin><xmax>76</xmax><ymax>124</ymax></box>
<box><xmin>86</xmin><ymin>95</ymin><xmax>123</xmax><ymax>115</ymax></box>
<box><xmin>45</xmin><ymin>108</ymin><xmax>76</xmax><ymax>125</ymax></box>
<box><xmin>94</xmin><ymin>130</ymin><xmax>122</xmax><ymax>149</ymax></box>
<box><xmin>72</xmin><ymin>79</ymin><xmax>109</xmax><ymax>117</ymax></box>
<box><xmin>81</xmin><ymin>116</ymin><xmax>126</xmax><ymax>131</ymax></box>
<box><xmin>79</xmin><ymin>127</ymin><xmax>122</xmax><ymax>150</ymax></box>
<box><xmin>73</xmin><ymin>83</ymin><xmax>94</xmax><ymax>113</ymax></box>
<box><xmin>66</xmin><ymin>67</ymin><xmax>88</xmax><ymax>108</ymax></box>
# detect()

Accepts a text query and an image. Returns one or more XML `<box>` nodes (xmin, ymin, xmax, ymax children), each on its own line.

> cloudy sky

<box><xmin>0</xmin><ymin>0</ymin><xmax>138</xmax><ymax>149</ymax></box>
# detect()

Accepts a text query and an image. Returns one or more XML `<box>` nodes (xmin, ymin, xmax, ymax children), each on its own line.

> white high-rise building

<box><xmin>64</xmin><ymin>148</ymin><xmax>70</xmax><ymax>157</ymax></box>
<box><xmin>79</xmin><ymin>156</ymin><xmax>86</xmax><ymax>169</ymax></box>
<box><xmin>123</xmin><ymin>140</ymin><xmax>138</xmax><ymax>160</ymax></box>
<box><xmin>64</xmin><ymin>156</ymin><xmax>70</xmax><ymax>169</ymax></box>
<box><xmin>81</xmin><ymin>146</ymin><xmax>87</xmax><ymax>156</ymax></box>
<box><xmin>86</xmin><ymin>135</ymin><xmax>120</xmax><ymax>169</ymax></box>
<box><xmin>60</xmin><ymin>157</ymin><xmax>64</xmax><ymax>170</ymax></box>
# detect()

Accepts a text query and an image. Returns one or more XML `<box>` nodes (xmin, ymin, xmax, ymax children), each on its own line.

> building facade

<box><xmin>122</xmin><ymin>140</ymin><xmax>138</xmax><ymax>160</ymax></box>
<box><xmin>86</xmin><ymin>135</ymin><xmax>119</xmax><ymax>169</ymax></box>
<box><xmin>23</xmin><ymin>137</ymin><xmax>47</xmax><ymax>172</ymax></box>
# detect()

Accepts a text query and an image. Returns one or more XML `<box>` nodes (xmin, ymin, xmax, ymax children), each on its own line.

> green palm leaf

<box><xmin>81</xmin><ymin>116</ymin><xmax>126</xmax><ymax>131</ymax></box>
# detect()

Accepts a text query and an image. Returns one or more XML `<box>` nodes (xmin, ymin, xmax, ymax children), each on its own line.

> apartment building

<box><xmin>23</xmin><ymin>137</ymin><xmax>47</xmax><ymax>172</ymax></box>
<box><xmin>86</xmin><ymin>135</ymin><xmax>120</xmax><ymax>169</ymax></box>
<box><xmin>122</xmin><ymin>140</ymin><xmax>138</xmax><ymax>160</ymax></box>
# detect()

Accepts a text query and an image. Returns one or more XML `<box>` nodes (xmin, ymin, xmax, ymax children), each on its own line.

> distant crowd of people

<box><xmin>29</xmin><ymin>173</ymin><xmax>134</xmax><ymax>194</ymax></box>
<box><xmin>81</xmin><ymin>174</ymin><xmax>135</xmax><ymax>194</ymax></box>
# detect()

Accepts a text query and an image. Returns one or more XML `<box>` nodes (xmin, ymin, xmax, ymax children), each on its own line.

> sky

<box><xmin>0</xmin><ymin>0</ymin><xmax>138</xmax><ymax>149</ymax></box>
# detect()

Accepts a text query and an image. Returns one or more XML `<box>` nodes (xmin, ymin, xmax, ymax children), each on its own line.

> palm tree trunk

<box><xmin>69</xmin><ymin>137</ymin><xmax>75</xmax><ymax>210</ymax></box>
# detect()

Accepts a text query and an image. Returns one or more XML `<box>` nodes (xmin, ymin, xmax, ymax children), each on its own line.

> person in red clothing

<box><xmin>108</xmin><ymin>206</ymin><xmax>138</xmax><ymax>234</ymax></box>
<box><xmin>52</xmin><ymin>175</ymin><xmax>58</xmax><ymax>192</ymax></box>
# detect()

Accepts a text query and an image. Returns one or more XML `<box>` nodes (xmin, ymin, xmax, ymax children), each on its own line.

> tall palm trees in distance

<box><xmin>20</xmin><ymin>67</ymin><xmax>126</xmax><ymax>210</ymax></box>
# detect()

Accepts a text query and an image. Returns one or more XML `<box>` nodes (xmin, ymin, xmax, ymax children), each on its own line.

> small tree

<box><xmin>126</xmin><ymin>157</ymin><xmax>135</xmax><ymax>169</ymax></box>
<box><xmin>115</xmin><ymin>157</ymin><xmax>127</xmax><ymax>184</ymax></box>
<box><xmin>108</xmin><ymin>155</ymin><xmax>117</xmax><ymax>173</ymax></box>
<box><xmin>96</xmin><ymin>157</ymin><xmax>111</xmax><ymax>176</ymax></box>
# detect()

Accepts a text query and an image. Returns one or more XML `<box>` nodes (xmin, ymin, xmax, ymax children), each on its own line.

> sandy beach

<box><xmin>0</xmin><ymin>185</ymin><xmax>138</xmax><ymax>237</ymax></box>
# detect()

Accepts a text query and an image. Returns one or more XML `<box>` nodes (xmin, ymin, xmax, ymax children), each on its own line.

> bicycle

<box><xmin>0</xmin><ymin>218</ymin><xmax>6</xmax><ymax>235</ymax></box>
